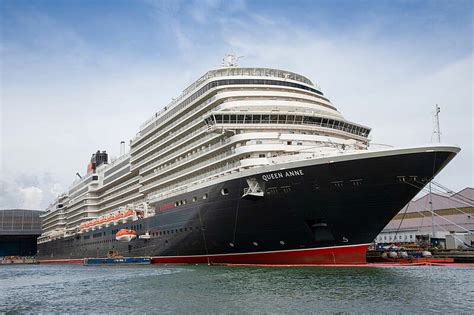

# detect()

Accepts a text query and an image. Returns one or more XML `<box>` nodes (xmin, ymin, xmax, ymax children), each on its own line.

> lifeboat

<box><xmin>115</xmin><ymin>229</ymin><xmax>137</xmax><ymax>242</ymax></box>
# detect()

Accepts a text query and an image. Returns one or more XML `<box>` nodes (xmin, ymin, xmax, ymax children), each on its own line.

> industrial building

<box><xmin>0</xmin><ymin>209</ymin><xmax>42</xmax><ymax>256</ymax></box>
<box><xmin>375</xmin><ymin>187</ymin><xmax>474</xmax><ymax>248</ymax></box>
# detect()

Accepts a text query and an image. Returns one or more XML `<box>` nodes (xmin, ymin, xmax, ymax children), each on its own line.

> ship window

<box><xmin>252</xmin><ymin>115</ymin><xmax>261</xmax><ymax>124</ymax></box>
<box><xmin>259</xmin><ymin>154</ymin><xmax>266</xmax><ymax>158</ymax></box>
<box><xmin>203</xmin><ymin>193</ymin><xmax>208</xmax><ymax>200</ymax></box>
<box><xmin>256</xmin><ymin>140</ymin><xmax>262</xmax><ymax>144</ymax></box>
<box><xmin>221</xmin><ymin>188</ymin><xmax>229</xmax><ymax>195</ymax></box>
<box><xmin>281</xmin><ymin>186</ymin><xmax>292</xmax><ymax>193</ymax></box>
<box><xmin>287</xmin><ymin>141</ymin><xmax>292</xmax><ymax>145</ymax></box>
<box><xmin>175</xmin><ymin>229</ymin><xmax>178</xmax><ymax>233</ymax></box>
<box><xmin>190</xmin><ymin>226</ymin><xmax>193</xmax><ymax>231</ymax></box>
<box><xmin>192</xmin><ymin>196</ymin><xmax>197</xmax><ymax>202</ymax></box>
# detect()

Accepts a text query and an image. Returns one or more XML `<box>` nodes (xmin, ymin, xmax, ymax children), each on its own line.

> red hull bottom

<box><xmin>151</xmin><ymin>244</ymin><xmax>369</xmax><ymax>265</ymax></box>
<box><xmin>38</xmin><ymin>244</ymin><xmax>369</xmax><ymax>265</ymax></box>
<box><xmin>39</xmin><ymin>259</ymin><xmax>83</xmax><ymax>264</ymax></box>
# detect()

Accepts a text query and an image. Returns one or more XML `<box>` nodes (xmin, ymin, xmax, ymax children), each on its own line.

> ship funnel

<box><xmin>120</xmin><ymin>141</ymin><xmax>125</xmax><ymax>156</ymax></box>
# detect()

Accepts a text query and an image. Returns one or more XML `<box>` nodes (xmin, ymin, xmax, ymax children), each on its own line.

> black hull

<box><xmin>38</xmin><ymin>148</ymin><xmax>457</xmax><ymax>264</ymax></box>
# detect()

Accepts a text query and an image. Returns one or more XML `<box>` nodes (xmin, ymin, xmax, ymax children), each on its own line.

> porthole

<box><xmin>253</xmin><ymin>242</ymin><xmax>258</xmax><ymax>246</ymax></box>
<box><xmin>279</xmin><ymin>241</ymin><xmax>285</xmax><ymax>245</ymax></box>
<box><xmin>221</xmin><ymin>188</ymin><xmax>229</xmax><ymax>195</ymax></box>
<box><xmin>229</xmin><ymin>242</ymin><xmax>234</xmax><ymax>247</ymax></box>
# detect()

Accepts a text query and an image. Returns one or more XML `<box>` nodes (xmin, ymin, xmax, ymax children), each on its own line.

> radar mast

<box><xmin>222</xmin><ymin>54</ymin><xmax>242</xmax><ymax>67</ymax></box>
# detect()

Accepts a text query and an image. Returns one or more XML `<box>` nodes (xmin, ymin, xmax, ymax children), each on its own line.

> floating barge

<box><xmin>83</xmin><ymin>257</ymin><xmax>151</xmax><ymax>265</ymax></box>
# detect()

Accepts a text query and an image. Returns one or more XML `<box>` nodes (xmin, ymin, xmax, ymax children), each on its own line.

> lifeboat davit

<box><xmin>115</xmin><ymin>229</ymin><xmax>137</xmax><ymax>242</ymax></box>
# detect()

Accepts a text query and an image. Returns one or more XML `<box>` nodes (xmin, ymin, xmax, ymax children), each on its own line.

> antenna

<box><xmin>76</xmin><ymin>172</ymin><xmax>82</xmax><ymax>179</ymax></box>
<box><xmin>434</xmin><ymin>104</ymin><xmax>441</xmax><ymax>143</ymax></box>
<box><xmin>429</xmin><ymin>104</ymin><xmax>441</xmax><ymax>239</ymax></box>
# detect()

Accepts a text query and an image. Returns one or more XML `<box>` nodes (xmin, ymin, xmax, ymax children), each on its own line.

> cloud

<box><xmin>0</xmin><ymin>171</ymin><xmax>64</xmax><ymax>209</ymax></box>
<box><xmin>18</xmin><ymin>187</ymin><xmax>43</xmax><ymax>209</ymax></box>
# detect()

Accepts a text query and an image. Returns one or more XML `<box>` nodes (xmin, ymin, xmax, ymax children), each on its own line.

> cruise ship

<box><xmin>37</xmin><ymin>55</ymin><xmax>460</xmax><ymax>264</ymax></box>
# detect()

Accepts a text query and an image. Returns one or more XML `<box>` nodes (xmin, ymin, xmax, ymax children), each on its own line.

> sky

<box><xmin>1</xmin><ymin>0</ymin><xmax>473</xmax><ymax>210</ymax></box>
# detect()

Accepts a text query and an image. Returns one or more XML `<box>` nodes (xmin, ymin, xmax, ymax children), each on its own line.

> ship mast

<box><xmin>430</xmin><ymin>104</ymin><xmax>441</xmax><ymax>240</ymax></box>
<box><xmin>434</xmin><ymin>104</ymin><xmax>441</xmax><ymax>143</ymax></box>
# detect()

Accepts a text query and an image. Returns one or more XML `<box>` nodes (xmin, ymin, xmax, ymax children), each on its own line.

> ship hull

<box><xmin>37</xmin><ymin>147</ymin><xmax>458</xmax><ymax>265</ymax></box>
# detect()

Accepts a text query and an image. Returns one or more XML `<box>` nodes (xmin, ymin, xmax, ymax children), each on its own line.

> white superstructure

<box><xmin>39</xmin><ymin>57</ymin><xmax>371</xmax><ymax>244</ymax></box>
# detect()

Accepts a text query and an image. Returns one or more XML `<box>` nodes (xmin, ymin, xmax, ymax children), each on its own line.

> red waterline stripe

<box><xmin>38</xmin><ymin>259</ymin><xmax>83</xmax><ymax>264</ymax></box>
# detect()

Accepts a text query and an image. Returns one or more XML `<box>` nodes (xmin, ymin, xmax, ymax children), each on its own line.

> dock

<box><xmin>0</xmin><ymin>257</ymin><xmax>38</xmax><ymax>265</ymax></box>
<box><xmin>83</xmin><ymin>257</ymin><xmax>151</xmax><ymax>265</ymax></box>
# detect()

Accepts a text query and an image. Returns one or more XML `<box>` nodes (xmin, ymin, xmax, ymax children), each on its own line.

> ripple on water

<box><xmin>0</xmin><ymin>265</ymin><xmax>473</xmax><ymax>314</ymax></box>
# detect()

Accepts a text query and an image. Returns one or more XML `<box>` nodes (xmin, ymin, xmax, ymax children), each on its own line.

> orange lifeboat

<box><xmin>115</xmin><ymin>229</ymin><xmax>137</xmax><ymax>242</ymax></box>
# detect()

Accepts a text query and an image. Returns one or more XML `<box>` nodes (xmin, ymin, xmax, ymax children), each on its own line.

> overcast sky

<box><xmin>1</xmin><ymin>0</ymin><xmax>472</xmax><ymax>210</ymax></box>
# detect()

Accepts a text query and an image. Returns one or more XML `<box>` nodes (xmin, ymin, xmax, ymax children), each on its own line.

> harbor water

<box><xmin>1</xmin><ymin>264</ymin><xmax>473</xmax><ymax>314</ymax></box>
